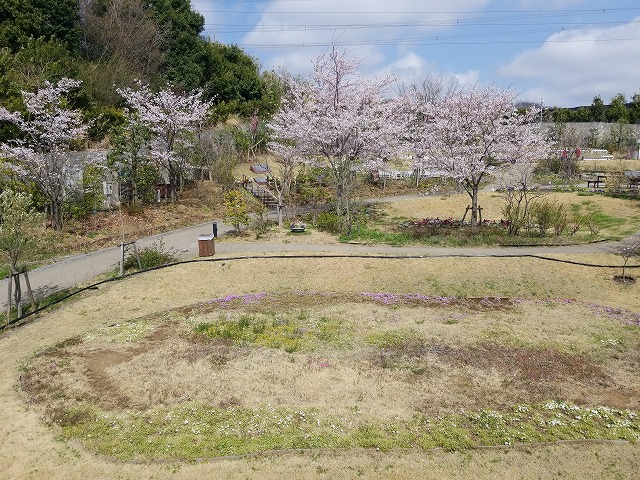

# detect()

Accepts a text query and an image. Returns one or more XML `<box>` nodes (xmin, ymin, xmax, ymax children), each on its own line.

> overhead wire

<box><xmin>193</xmin><ymin>5</ymin><xmax>640</xmax><ymax>48</ymax></box>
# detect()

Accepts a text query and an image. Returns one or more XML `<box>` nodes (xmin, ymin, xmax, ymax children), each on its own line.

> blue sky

<box><xmin>190</xmin><ymin>0</ymin><xmax>640</xmax><ymax>108</ymax></box>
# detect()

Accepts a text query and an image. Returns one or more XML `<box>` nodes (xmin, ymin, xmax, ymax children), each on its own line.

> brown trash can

<box><xmin>198</xmin><ymin>234</ymin><xmax>215</xmax><ymax>256</ymax></box>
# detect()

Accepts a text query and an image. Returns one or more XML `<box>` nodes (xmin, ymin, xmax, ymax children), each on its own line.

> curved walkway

<box><xmin>1</xmin><ymin>212</ymin><xmax>635</xmax><ymax>311</ymax></box>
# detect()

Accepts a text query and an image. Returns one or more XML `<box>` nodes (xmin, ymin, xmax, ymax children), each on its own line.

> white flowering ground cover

<box><xmin>3</xmin><ymin>256</ymin><xmax>640</xmax><ymax>479</ymax></box>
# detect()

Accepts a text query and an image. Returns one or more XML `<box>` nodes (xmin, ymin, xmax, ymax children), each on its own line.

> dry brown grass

<box><xmin>580</xmin><ymin>159</ymin><xmax>640</xmax><ymax>173</ymax></box>
<box><xmin>22</xmin><ymin>298</ymin><xmax>640</xmax><ymax>421</ymax></box>
<box><xmin>2</xmin><ymin>255</ymin><xmax>640</xmax><ymax>479</ymax></box>
<box><xmin>383</xmin><ymin>191</ymin><xmax>640</xmax><ymax>228</ymax></box>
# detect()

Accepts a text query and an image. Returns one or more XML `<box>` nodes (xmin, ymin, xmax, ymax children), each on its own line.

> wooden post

<box><xmin>460</xmin><ymin>205</ymin><xmax>470</xmax><ymax>225</ymax></box>
<box><xmin>6</xmin><ymin>274</ymin><xmax>12</xmax><ymax>324</ymax></box>
<box><xmin>120</xmin><ymin>242</ymin><xmax>125</xmax><ymax>276</ymax></box>
<box><xmin>23</xmin><ymin>270</ymin><xmax>36</xmax><ymax>311</ymax></box>
<box><xmin>120</xmin><ymin>241</ymin><xmax>141</xmax><ymax>275</ymax></box>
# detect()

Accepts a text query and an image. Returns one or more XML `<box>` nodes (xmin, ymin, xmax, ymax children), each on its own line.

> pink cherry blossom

<box><xmin>117</xmin><ymin>81</ymin><xmax>212</xmax><ymax>203</ymax></box>
<box><xmin>268</xmin><ymin>45</ymin><xmax>405</xmax><ymax>233</ymax></box>
<box><xmin>408</xmin><ymin>85</ymin><xmax>550</xmax><ymax>226</ymax></box>
<box><xmin>0</xmin><ymin>78</ymin><xmax>88</xmax><ymax>230</ymax></box>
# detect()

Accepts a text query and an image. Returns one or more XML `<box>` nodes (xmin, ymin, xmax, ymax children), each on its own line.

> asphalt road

<box><xmin>0</xmin><ymin>220</ymin><xmax>233</xmax><ymax>310</ymax></box>
<box><xmin>0</xmin><ymin>213</ymin><xmax>622</xmax><ymax>311</ymax></box>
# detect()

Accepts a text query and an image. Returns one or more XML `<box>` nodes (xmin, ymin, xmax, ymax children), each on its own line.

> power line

<box><xmin>195</xmin><ymin>5</ymin><xmax>640</xmax><ymax>48</ymax></box>
<box><xmin>206</xmin><ymin>20</ymin><xmax>638</xmax><ymax>35</ymax></box>
<box><xmin>239</xmin><ymin>36</ymin><xmax>640</xmax><ymax>49</ymax></box>
<box><xmin>195</xmin><ymin>7</ymin><xmax>640</xmax><ymax>16</ymax></box>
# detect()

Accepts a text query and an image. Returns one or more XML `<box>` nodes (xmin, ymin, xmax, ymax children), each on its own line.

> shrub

<box><xmin>250</xmin><ymin>201</ymin><xmax>272</xmax><ymax>238</ymax></box>
<box><xmin>530</xmin><ymin>199</ymin><xmax>566</xmax><ymax>236</ymax></box>
<box><xmin>223</xmin><ymin>189</ymin><xmax>249</xmax><ymax>234</ymax></box>
<box><xmin>314</xmin><ymin>211</ymin><xmax>341</xmax><ymax>234</ymax></box>
<box><xmin>605</xmin><ymin>161</ymin><xmax>628</xmax><ymax>195</ymax></box>
<box><xmin>123</xmin><ymin>240</ymin><xmax>177</xmax><ymax>271</ymax></box>
<box><xmin>552</xmin><ymin>202</ymin><xmax>568</xmax><ymax>236</ymax></box>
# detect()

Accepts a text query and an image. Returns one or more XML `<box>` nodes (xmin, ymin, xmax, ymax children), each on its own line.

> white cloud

<box><xmin>242</xmin><ymin>0</ymin><xmax>491</xmax><ymax>73</ymax></box>
<box><xmin>499</xmin><ymin>17</ymin><xmax>640</xmax><ymax>106</ymax></box>
<box><xmin>453</xmin><ymin>70</ymin><xmax>481</xmax><ymax>87</ymax></box>
<box><xmin>193</xmin><ymin>1</ymin><xmax>640</xmax><ymax>108</ymax></box>
<box><xmin>375</xmin><ymin>51</ymin><xmax>479</xmax><ymax>91</ymax></box>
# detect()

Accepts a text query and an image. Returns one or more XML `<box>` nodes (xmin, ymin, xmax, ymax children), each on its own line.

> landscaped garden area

<box><xmin>23</xmin><ymin>292</ymin><xmax>640</xmax><ymax>459</ymax></box>
<box><xmin>2</xmin><ymin>4</ymin><xmax>640</xmax><ymax>478</ymax></box>
<box><xmin>3</xmin><ymin>252</ymin><xmax>639</xmax><ymax>478</ymax></box>
<box><xmin>340</xmin><ymin>190</ymin><xmax>640</xmax><ymax>247</ymax></box>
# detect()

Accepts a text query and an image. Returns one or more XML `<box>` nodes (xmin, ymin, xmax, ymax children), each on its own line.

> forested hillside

<box><xmin>0</xmin><ymin>0</ymin><xmax>280</xmax><ymax>141</ymax></box>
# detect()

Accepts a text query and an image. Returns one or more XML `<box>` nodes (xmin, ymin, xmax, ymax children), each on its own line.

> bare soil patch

<box><xmin>613</xmin><ymin>275</ymin><xmax>636</xmax><ymax>284</ymax></box>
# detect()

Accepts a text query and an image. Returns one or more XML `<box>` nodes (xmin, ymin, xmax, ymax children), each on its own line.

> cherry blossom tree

<box><xmin>409</xmin><ymin>85</ymin><xmax>549</xmax><ymax>227</ymax></box>
<box><xmin>268</xmin><ymin>45</ymin><xmax>404</xmax><ymax>233</ymax></box>
<box><xmin>0</xmin><ymin>78</ymin><xmax>88</xmax><ymax>230</ymax></box>
<box><xmin>117</xmin><ymin>81</ymin><xmax>212</xmax><ymax>203</ymax></box>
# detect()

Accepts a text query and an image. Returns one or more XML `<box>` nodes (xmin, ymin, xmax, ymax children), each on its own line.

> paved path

<box><xmin>0</xmin><ymin>212</ymin><xmax>623</xmax><ymax>310</ymax></box>
<box><xmin>0</xmin><ymin>221</ymin><xmax>233</xmax><ymax>309</ymax></box>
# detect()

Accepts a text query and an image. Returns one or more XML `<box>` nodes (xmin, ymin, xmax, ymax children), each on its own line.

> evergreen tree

<box><xmin>590</xmin><ymin>95</ymin><xmax>606</xmax><ymax>122</ymax></box>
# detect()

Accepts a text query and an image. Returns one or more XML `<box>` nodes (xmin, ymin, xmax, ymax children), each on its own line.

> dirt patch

<box><xmin>444</xmin><ymin>343</ymin><xmax>633</xmax><ymax>410</ymax></box>
<box><xmin>452</xmin><ymin>343</ymin><xmax>607</xmax><ymax>382</ymax></box>
<box><xmin>613</xmin><ymin>275</ymin><xmax>636</xmax><ymax>284</ymax></box>
<box><xmin>82</xmin><ymin>322</ymin><xmax>182</xmax><ymax>409</ymax></box>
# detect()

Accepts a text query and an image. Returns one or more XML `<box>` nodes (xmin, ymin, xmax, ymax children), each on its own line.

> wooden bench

<box><xmin>584</xmin><ymin>174</ymin><xmax>606</xmax><ymax>188</ymax></box>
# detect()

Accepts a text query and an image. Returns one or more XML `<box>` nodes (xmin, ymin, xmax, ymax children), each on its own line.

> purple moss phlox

<box><xmin>209</xmin><ymin>292</ymin><xmax>268</xmax><ymax>305</ymax></box>
<box><xmin>360</xmin><ymin>292</ymin><xmax>459</xmax><ymax>305</ymax></box>
<box><xmin>361</xmin><ymin>292</ymin><xmax>399</xmax><ymax>304</ymax></box>
<box><xmin>205</xmin><ymin>291</ymin><xmax>640</xmax><ymax>327</ymax></box>
<box><xmin>586</xmin><ymin>303</ymin><xmax>640</xmax><ymax>326</ymax></box>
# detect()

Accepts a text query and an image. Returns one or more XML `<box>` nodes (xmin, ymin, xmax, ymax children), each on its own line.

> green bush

<box><xmin>314</xmin><ymin>212</ymin><xmax>340</xmax><ymax>234</ymax></box>
<box><xmin>530</xmin><ymin>199</ymin><xmax>570</xmax><ymax>237</ymax></box>
<box><xmin>123</xmin><ymin>241</ymin><xmax>177</xmax><ymax>271</ymax></box>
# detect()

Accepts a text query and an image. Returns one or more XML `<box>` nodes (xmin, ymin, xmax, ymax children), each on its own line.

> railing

<box><xmin>242</xmin><ymin>175</ymin><xmax>278</xmax><ymax>207</ymax></box>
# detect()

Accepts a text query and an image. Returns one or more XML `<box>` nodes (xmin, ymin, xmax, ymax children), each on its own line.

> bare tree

<box><xmin>80</xmin><ymin>0</ymin><xmax>165</xmax><ymax>100</ymax></box>
<box><xmin>192</xmin><ymin>127</ymin><xmax>238</xmax><ymax>190</ymax></box>
<box><xmin>609</xmin><ymin>237</ymin><xmax>640</xmax><ymax>282</ymax></box>
<box><xmin>498</xmin><ymin>163</ymin><xmax>546</xmax><ymax>235</ymax></box>
<box><xmin>398</xmin><ymin>73</ymin><xmax>459</xmax><ymax>107</ymax></box>
<box><xmin>271</xmin><ymin>154</ymin><xmax>297</xmax><ymax>227</ymax></box>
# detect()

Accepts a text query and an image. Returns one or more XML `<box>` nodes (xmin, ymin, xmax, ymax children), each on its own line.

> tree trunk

<box><xmin>277</xmin><ymin>202</ymin><xmax>283</xmax><ymax>227</ymax></box>
<box><xmin>345</xmin><ymin>182</ymin><xmax>352</xmax><ymax>235</ymax></box>
<box><xmin>23</xmin><ymin>270</ymin><xmax>36</xmax><ymax>311</ymax></box>
<box><xmin>50</xmin><ymin>201</ymin><xmax>64</xmax><ymax>231</ymax></box>
<box><xmin>168</xmin><ymin>164</ymin><xmax>179</xmax><ymax>204</ymax></box>
<box><xmin>12</xmin><ymin>272</ymin><xmax>22</xmax><ymax>318</ymax></box>
<box><xmin>470</xmin><ymin>184</ymin><xmax>480</xmax><ymax>227</ymax></box>
<box><xmin>131</xmin><ymin>155</ymin><xmax>139</xmax><ymax>204</ymax></box>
